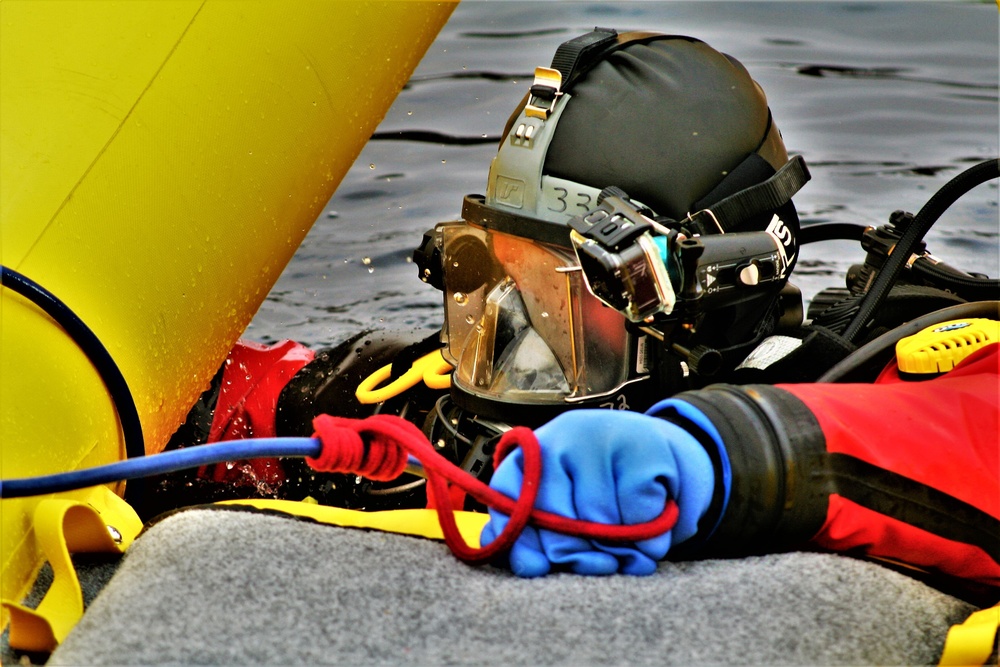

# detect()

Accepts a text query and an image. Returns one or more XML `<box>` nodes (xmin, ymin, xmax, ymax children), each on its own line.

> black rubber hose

<box><xmin>1</xmin><ymin>266</ymin><xmax>146</xmax><ymax>459</ymax></box>
<box><xmin>842</xmin><ymin>158</ymin><xmax>1000</xmax><ymax>344</ymax></box>
<box><xmin>818</xmin><ymin>300</ymin><xmax>1000</xmax><ymax>383</ymax></box>
<box><xmin>910</xmin><ymin>258</ymin><xmax>1000</xmax><ymax>301</ymax></box>
<box><xmin>798</xmin><ymin>222</ymin><xmax>867</xmax><ymax>245</ymax></box>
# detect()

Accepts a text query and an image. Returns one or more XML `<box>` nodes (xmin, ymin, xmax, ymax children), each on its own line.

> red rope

<box><xmin>309</xmin><ymin>413</ymin><xmax>679</xmax><ymax>565</ymax></box>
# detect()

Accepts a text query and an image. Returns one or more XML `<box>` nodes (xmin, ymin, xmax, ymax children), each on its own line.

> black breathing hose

<box><xmin>798</xmin><ymin>222</ymin><xmax>867</xmax><ymax>245</ymax></box>
<box><xmin>1</xmin><ymin>265</ymin><xmax>148</xmax><ymax>504</ymax></box>
<box><xmin>1</xmin><ymin>266</ymin><xmax>145</xmax><ymax>459</ymax></box>
<box><xmin>842</xmin><ymin>158</ymin><xmax>1000</xmax><ymax>344</ymax></box>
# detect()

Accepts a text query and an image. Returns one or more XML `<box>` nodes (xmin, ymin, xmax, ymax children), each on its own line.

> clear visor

<box><xmin>439</xmin><ymin>220</ymin><xmax>638</xmax><ymax>405</ymax></box>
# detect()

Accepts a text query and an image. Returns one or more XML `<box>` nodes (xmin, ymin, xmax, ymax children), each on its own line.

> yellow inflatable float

<box><xmin>1</xmin><ymin>0</ymin><xmax>456</xmax><ymax>623</ymax></box>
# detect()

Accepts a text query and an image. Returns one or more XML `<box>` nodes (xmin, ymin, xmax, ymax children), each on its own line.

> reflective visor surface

<box><xmin>439</xmin><ymin>218</ymin><xmax>636</xmax><ymax>404</ymax></box>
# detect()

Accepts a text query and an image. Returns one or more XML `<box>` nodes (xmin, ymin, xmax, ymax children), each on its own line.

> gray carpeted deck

<box><xmin>46</xmin><ymin>508</ymin><xmax>977</xmax><ymax>666</ymax></box>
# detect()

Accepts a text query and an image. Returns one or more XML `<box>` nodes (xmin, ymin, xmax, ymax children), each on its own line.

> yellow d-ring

<box><xmin>355</xmin><ymin>349</ymin><xmax>452</xmax><ymax>405</ymax></box>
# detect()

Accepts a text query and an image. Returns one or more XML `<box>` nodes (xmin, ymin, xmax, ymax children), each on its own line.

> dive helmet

<box><xmin>416</xmin><ymin>28</ymin><xmax>810</xmax><ymax>425</ymax></box>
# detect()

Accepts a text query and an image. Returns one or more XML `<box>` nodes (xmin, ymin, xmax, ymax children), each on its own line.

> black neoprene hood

<box><xmin>542</xmin><ymin>35</ymin><xmax>788</xmax><ymax>221</ymax></box>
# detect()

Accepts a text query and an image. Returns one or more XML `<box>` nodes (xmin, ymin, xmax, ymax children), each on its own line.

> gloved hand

<box><xmin>480</xmin><ymin>409</ymin><xmax>715</xmax><ymax>577</ymax></box>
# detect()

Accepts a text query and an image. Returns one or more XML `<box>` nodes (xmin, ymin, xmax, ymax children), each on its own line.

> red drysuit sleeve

<box><xmin>780</xmin><ymin>344</ymin><xmax>999</xmax><ymax>588</ymax></box>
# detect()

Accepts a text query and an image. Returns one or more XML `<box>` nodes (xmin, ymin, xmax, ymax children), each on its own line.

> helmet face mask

<box><xmin>438</xmin><ymin>213</ymin><xmax>641</xmax><ymax>412</ymax></box>
<box><xmin>419</xmin><ymin>28</ymin><xmax>809</xmax><ymax>420</ymax></box>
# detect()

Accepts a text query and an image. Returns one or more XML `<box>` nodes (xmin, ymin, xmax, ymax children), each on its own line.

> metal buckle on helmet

<box><xmin>524</xmin><ymin>67</ymin><xmax>563</xmax><ymax>119</ymax></box>
<box><xmin>685</xmin><ymin>208</ymin><xmax>726</xmax><ymax>235</ymax></box>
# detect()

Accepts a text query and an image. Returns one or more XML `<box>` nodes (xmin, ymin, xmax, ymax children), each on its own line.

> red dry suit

<box><xmin>667</xmin><ymin>343</ymin><xmax>998</xmax><ymax>597</ymax></box>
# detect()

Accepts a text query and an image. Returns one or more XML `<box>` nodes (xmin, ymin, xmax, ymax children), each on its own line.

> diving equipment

<box><xmin>414</xmin><ymin>28</ymin><xmax>810</xmax><ymax>423</ymax></box>
<box><xmin>894</xmin><ymin>317</ymin><xmax>1000</xmax><ymax>375</ymax></box>
<box><xmin>150</xmin><ymin>32</ymin><xmax>995</xmax><ymax>515</ymax></box>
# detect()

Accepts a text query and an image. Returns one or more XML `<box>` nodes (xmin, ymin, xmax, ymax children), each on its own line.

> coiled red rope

<box><xmin>308</xmin><ymin>413</ymin><xmax>679</xmax><ymax>565</ymax></box>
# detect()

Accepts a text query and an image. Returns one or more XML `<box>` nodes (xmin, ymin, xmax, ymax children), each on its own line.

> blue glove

<box><xmin>480</xmin><ymin>409</ymin><xmax>715</xmax><ymax>577</ymax></box>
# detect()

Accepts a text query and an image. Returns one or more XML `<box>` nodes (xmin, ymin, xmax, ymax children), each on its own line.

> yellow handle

<box><xmin>356</xmin><ymin>363</ymin><xmax>398</xmax><ymax>404</ymax></box>
<box><xmin>939</xmin><ymin>605</ymin><xmax>999</xmax><ymax>666</ymax></box>
<box><xmin>355</xmin><ymin>349</ymin><xmax>452</xmax><ymax>404</ymax></box>
<box><xmin>422</xmin><ymin>352</ymin><xmax>455</xmax><ymax>391</ymax></box>
<box><xmin>2</xmin><ymin>487</ymin><xmax>141</xmax><ymax>652</ymax></box>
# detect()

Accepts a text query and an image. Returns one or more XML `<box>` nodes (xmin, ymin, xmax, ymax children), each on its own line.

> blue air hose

<box><xmin>0</xmin><ymin>437</ymin><xmax>426</xmax><ymax>498</ymax></box>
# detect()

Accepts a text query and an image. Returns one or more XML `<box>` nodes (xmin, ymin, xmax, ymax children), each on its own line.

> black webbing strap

<box><xmin>687</xmin><ymin>155</ymin><xmax>811</xmax><ymax>235</ymax></box>
<box><xmin>547</xmin><ymin>28</ymin><xmax>619</xmax><ymax>91</ymax></box>
<box><xmin>545</xmin><ymin>28</ymin><xmax>684</xmax><ymax>95</ymax></box>
<box><xmin>533</xmin><ymin>28</ymin><xmax>707</xmax><ymax>108</ymax></box>
<box><xmin>527</xmin><ymin>28</ymin><xmax>621</xmax><ymax>116</ymax></box>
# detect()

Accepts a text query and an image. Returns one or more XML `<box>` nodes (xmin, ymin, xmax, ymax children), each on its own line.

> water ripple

<box><xmin>459</xmin><ymin>28</ymin><xmax>568</xmax><ymax>40</ymax></box>
<box><xmin>803</xmin><ymin>160</ymin><xmax>996</xmax><ymax>178</ymax></box>
<box><xmin>370</xmin><ymin>130</ymin><xmax>501</xmax><ymax>146</ymax></box>
<box><xmin>787</xmin><ymin>63</ymin><xmax>998</xmax><ymax>92</ymax></box>
<box><xmin>406</xmin><ymin>70</ymin><xmax>533</xmax><ymax>85</ymax></box>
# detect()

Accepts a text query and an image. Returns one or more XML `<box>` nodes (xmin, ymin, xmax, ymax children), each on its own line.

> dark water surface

<box><xmin>248</xmin><ymin>1</ymin><xmax>999</xmax><ymax>347</ymax></box>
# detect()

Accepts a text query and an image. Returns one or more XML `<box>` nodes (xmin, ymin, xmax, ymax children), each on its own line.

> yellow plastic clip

<box><xmin>355</xmin><ymin>349</ymin><xmax>452</xmax><ymax>405</ymax></box>
<box><xmin>938</xmin><ymin>605</ymin><xmax>999</xmax><ymax>666</ymax></box>
<box><xmin>2</xmin><ymin>486</ymin><xmax>142</xmax><ymax>652</ymax></box>
<box><xmin>524</xmin><ymin>66</ymin><xmax>563</xmax><ymax>119</ymax></box>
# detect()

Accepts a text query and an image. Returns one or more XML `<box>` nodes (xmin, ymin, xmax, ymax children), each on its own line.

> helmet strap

<box><xmin>686</xmin><ymin>155</ymin><xmax>810</xmax><ymax>236</ymax></box>
<box><xmin>549</xmin><ymin>28</ymin><xmax>702</xmax><ymax>93</ymax></box>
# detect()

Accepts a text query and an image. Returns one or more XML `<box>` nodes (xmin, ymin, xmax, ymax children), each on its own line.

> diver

<box><xmin>156</xmin><ymin>29</ymin><xmax>999</xmax><ymax>601</ymax></box>
<box><xmin>162</xmin><ymin>28</ymin><xmax>814</xmax><ymax>510</ymax></box>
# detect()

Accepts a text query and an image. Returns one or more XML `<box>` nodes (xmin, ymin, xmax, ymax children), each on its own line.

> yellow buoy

<box><xmin>1</xmin><ymin>0</ymin><xmax>456</xmax><ymax>622</ymax></box>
